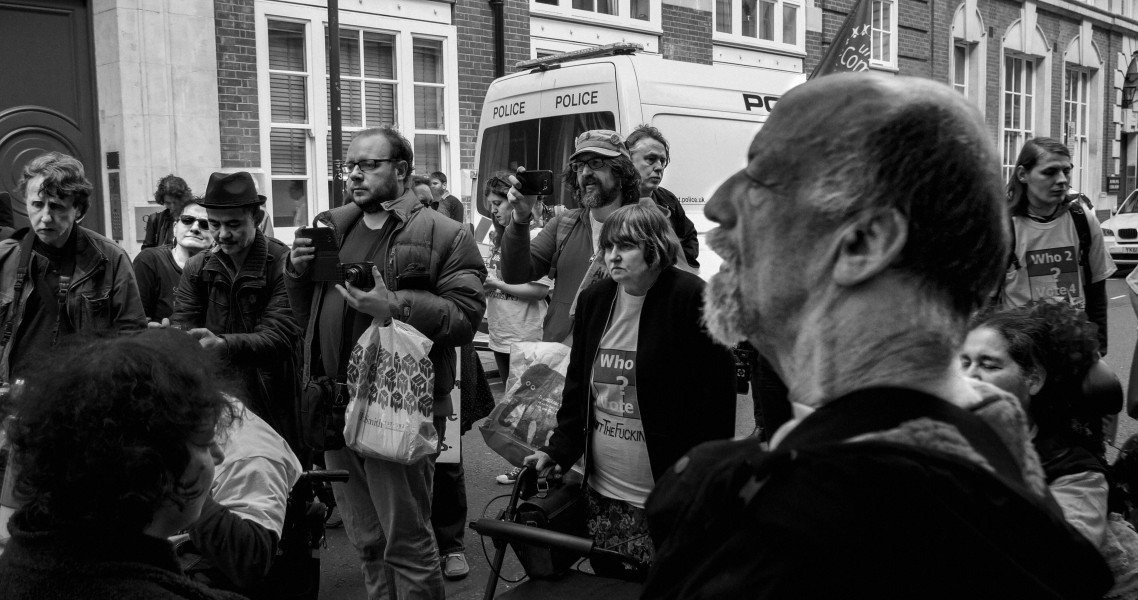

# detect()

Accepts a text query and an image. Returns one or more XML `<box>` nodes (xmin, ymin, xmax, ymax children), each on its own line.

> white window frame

<box><xmin>1064</xmin><ymin>67</ymin><xmax>1091</xmax><ymax>194</ymax></box>
<box><xmin>950</xmin><ymin>2</ymin><xmax>986</xmax><ymax>112</ymax></box>
<box><xmin>265</xmin><ymin>18</ymin><xmax>315</xmax><ymax>231</ymax></box>
<box><xmin>1001</xmin><ymin>53</ymin><xmax>1037</xmax><ymax>182</ymax></box>
<box><xmin>255</xmin><ymin>2</ymin><xmax>459</xmax><ymax>241</ymax></box>
<box><xmin>952</xmin><ymin>42</ymin><xmax>969</xmax><ymax>96</ymax></box>
<box><xmin>869</xmin><ymin>0</ymin><xmax>898</xmax><ymax>69</ymax></box>
<box><xmin>529</xmin><ymin>0</ymin><xmax>662</xmax><ymax>34</ymax></box>
<box><xmin>711</xmin><ymin>0</ymin><xmax>805</xmax><ymax>55</ymax></box>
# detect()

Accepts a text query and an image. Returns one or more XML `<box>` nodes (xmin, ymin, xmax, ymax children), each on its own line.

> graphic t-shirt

<box><xmin>1003</xmin><ymin>211</ymin><xmax>1116</xmax><ymax>309</ymax></box>
<box><xmin>589</xmin><ymin>289</ymin><xmax>652</xmax><ymax>508</ymax></box>
<box><xmin>485</xmin><ymin>243</ymin><xmax>552</xmax><ymax>353</ymax></box>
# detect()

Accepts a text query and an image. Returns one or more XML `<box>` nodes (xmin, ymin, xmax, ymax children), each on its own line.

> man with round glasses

<box><xmin>133</xmin><ymin>197</ymin><xmax>213</xmax><ymax>323</ymax></box>
<box><xmin>501</xmin><ymin>129</ymin><xmax>640</xmax><ymax>343</ymax></box>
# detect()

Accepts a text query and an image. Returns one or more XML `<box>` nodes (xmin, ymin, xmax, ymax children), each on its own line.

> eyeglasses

<box><xmin>341</xmin><ymin>158</ymin><xmax>399</xmax><ymax>175</ymax></box>
<box><xmin>179</xmin><ymin>215</ymin><xmax>209</xmax><ymax>229</ymax></box>
<box><xmin>570</xmin><ymin>157</ymin><xmax>611</xmax><ymax>172</ymax></box>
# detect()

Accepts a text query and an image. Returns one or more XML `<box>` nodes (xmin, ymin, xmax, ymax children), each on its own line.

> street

<box><xmin>317</xmin><ymin>273</ymin><xmax>1138</xmax><ymax>600</ymax></box>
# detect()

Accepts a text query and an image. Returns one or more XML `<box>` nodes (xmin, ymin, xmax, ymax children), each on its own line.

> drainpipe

<box><xmin>489</xmin><ymin>0</ymin><xmax>506</xmax><ymax>78</ymax></box>
<box><xmin>330</xmin><ymin>0</ymin><xmax>344</xmax><ymax>207</ymax></box>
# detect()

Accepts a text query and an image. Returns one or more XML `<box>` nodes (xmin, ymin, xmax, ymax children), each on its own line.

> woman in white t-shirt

<box><xmin>483</xmin><ymin>174</ymin><xmax>552</xmax><ymax>380</ymax></box>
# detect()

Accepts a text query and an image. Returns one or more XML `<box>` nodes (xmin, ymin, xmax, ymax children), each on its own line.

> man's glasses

<box><xmin>179</xmin><ymin>215</ymin><xmax>209</xmax><ymax>229</ymax></box>
<box><xmin>570</xmin><ymin>157</ymin><xmax>611</xmax><ymax>172</ymax></box>
<box><xmin>341</xmin><ymin>158</ymin><xmax>399</xmax><ymax>175</ymax></box>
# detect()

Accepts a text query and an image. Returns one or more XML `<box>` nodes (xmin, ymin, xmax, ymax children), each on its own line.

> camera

<box><xmin>339</xmin><ymin>262</ymin><xmax>376</xmax><ymax>291</ymax></box>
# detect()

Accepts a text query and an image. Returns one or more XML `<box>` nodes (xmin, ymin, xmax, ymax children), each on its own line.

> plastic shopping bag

<box><xmin>479</xmin><ymin>341</ymin><xmax>571</xmax><ymax>467</ymax></box>
<box><xmin>343</xmin><ymin>319</ymin><xmax>439</xmax><ymax>464</ymax></box>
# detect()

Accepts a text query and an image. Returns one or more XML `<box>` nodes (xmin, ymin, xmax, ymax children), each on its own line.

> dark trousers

<box><xmin>431</xmin><ymin>459</ymin><xmax>467</xmax><ymax>555</ymax></box>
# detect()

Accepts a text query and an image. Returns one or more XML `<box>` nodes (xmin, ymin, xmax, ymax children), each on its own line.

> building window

<box><xmin>870</xmin><ymin>0</ymin><xmax>893</xmax><ymax>65</ymax></box>
<box><xmin>953</xmin><ymin>43</ymin><xmax>968</xmax><ymax>96</ymax></box>
<box><xmin>1002</xmin><ymin>54</ymin><xmax>1036</xmax><ymax>182</ymax></box>
<box><xmin>714</xmin><ymin>0</ymin><xmax>801</xmax><ymax>47</ymax></box>
<box><xmin>1064</xmin><ymin>67</ymin><xmax>1090</xmax><ymax>193</ymax></box>
<box><xmin>267</xmin><ymin>20</ymin><xmax>312</xmax><ymax>228</ymax></box>
<box><xmin>413</xmin><ymin>38</ymin><xmax>446</xmax><ymax>176</ymax></box>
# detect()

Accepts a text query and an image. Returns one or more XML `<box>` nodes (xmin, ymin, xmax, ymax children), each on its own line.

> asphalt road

<box><xmin>317</xmin><ymin>272</ymin><xmax>1138</xmax><ymax>600</ymax></box>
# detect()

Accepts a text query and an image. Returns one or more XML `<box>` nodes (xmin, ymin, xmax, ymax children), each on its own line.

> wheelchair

<box><xmin>179</xmin><ymin>469</ymin><xmax>349</xmax><ymax>600</ymax></box>
<box><xmin>469</xmin><ymin>466</ymin><xmax>645</xmax><ymax>600</ymax></box>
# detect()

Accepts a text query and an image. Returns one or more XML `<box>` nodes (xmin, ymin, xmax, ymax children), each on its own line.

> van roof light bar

<box><xmin>516</xmin><ymin>42</ymin><xmax>642</xmax><ymax>70</ymax></box>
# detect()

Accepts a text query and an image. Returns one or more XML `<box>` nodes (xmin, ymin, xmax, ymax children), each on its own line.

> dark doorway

<box><xmin>0</xmin><ymin>0</ymin><xmax>102</xmax><ymax>234</ymax></box>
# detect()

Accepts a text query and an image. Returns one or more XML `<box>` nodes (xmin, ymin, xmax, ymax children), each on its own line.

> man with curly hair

<box><xmin>143</xmin><ymin>174</ymin><xmax>195</xmax><ymax>249</ymax></box>
<box><xmin>501</xmin><ymin>129</ymin><xmax>640</xmax><ymax>344</ymax></box>
<box><xmin>0</xmin><ymin>152</ymin><xmax>146</xmax><ymax>384</ymax></box>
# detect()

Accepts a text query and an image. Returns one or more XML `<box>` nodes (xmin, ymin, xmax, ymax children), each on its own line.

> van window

<box><xmin>476</xmin><ymin>111</ymin><xmax>615</xmax><ymax>215</ymax></box>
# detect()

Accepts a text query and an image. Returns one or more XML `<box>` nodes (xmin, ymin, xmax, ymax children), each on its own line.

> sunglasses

<box><xmin>179</xmin><ymin>215</ymin><xmax>209</xmax><ymax>229</ymax></box>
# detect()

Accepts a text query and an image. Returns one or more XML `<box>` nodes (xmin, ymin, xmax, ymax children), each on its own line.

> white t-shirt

<box><xmin>589</xmin><ymin>290</ymin><xmax>653</xmax><ymax>508</ymax></box>
<box><xmin>1003</xmin><ymin>211</ymin><xmax>1115</xmax><ymax>309</ymax></box>
<box><xmin>485</xmin><ymin>244</ymin><xmax>552</xmax><ymax>353</ymax></box>
<box><xmin>212</xmin><ymin>403</ymin><xmax>303</xmax><ymax>536</ymax></box>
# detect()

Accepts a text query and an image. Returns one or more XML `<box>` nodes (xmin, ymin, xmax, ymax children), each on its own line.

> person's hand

<box><xmin>506</xmin><ymin>166</ymin><xmax>538</xmax><ymax>224</ymax></box>
<box><xmin>290</xmin><ymin>235</ymin><xmax>314</xmax><ymax>275</ymax></box>
<box><xmin>336</xmin><ymin>266</ymin><xmax>396</xmax><ymax>321</ymax></box>
<box><xmin>522</xmin><ymin>450</ymin><xmax>559</xmax><ymax>476</ymax></box>
<box><xmin>484</xmin><ymin>273</ymin><xmax>502</xmax><ymax>292</ymax></box>
<box><xmin>188</xmin><ymin>328</ymin><xmax>227</xmax><ymax>353</ymax></box>
<box><xmin>147</xmin><ymin>318</ymin><xmax>171</xmax><ymax>329</ymax></box>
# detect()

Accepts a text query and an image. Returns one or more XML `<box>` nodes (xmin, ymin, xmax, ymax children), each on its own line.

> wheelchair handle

<box><xmin>470</xmin><ymin>517</ymin><xmax>594</xmax><ymax>556</ymax></box>
<box><xmin>299</xmin><ymin>469</ymin><xmax>350</xmax><ymax>483</ymax></box>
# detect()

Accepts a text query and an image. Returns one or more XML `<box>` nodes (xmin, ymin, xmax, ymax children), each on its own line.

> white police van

<box><xmin>471</xmin><ymin>43</ymin><xmax>805</xmax><ymax>279</ymax></box>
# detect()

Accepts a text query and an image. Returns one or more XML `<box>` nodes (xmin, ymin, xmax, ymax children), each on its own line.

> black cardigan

<box><xmin>542</xmin><ymin>267</ymin><xmax>737</xmax><ymax>482</ymax></box>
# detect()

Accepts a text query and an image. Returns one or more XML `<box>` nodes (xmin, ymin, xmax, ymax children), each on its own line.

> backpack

<box><xmin>1007</xmin><ymin>203</ymin><xmax>1093</xmax><ymax>289</ymax></box>
<box><xmin>547</xmin><ymin>209</ymin><xmax>583</xmax><ymax>281</ymax></box>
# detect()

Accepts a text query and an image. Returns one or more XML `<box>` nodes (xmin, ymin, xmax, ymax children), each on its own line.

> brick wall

<box><xmin>897</xmin><ymin>0</ymin><xmax>929</xmax><ymax>77</ymax></box>
<box><xmin>214</xmin><ymin>0</ymin><xmax>260</xmax><ymax>168</ymax></box>
<box><xmin>661</xmin><ymin>4</ymin><xmax>712</xmax><ymax>65</ymax></box>
<box><xmin>456</xmin><ymin>0</ymin><xmax>531</xmax><ymax>170</ymax></box>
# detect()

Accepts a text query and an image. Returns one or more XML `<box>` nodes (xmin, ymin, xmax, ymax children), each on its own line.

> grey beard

<box><xmin>580</xmin><ymin>187</ymin><xmax>618</xmax><ymax>209</ymax></box>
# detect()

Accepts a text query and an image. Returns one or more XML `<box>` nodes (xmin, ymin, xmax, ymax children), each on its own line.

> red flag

<box><xmin>809</xmin><ymin>0</ymin><xmax>876</xmax><ymax>80</ymax></box>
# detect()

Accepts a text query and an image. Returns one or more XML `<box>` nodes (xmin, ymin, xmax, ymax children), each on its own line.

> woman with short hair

<box><xmin>524</xmin><ymin>202</ymin><xmax>736</xmax><ymax>569</ymax></box>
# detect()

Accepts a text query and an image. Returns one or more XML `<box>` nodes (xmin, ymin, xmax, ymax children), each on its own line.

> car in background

<box><xmin>1101</xmin><ymin>189</ymin><xmax>1138</xmax><ymax>268</ymax></box>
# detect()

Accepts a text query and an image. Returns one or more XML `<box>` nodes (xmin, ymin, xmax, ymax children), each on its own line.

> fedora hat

<box><xmin>198</xmin><ymin>171</ymin><xmax>265</xmax><ymax>209</ymax></box>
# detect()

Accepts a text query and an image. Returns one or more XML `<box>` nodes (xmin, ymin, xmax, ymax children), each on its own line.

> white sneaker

<box><xmin>495</xmin><ymin>466</ymin><xmax>522</xmax><ymax>485</ymax></box>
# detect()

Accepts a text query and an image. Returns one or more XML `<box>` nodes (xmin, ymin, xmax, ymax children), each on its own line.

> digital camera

<box><xmin>339</xmin><ymin>262</ymin><xmax>376</xmax><ymax>291</ymax></box>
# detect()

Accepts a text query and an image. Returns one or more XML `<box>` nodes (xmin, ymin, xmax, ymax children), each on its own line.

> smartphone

<box><xmin>516</xmin><ymin>170</ymin><xmax>555</xmax><ymax>196</ymax></box>
<box><xmin>296</xmin><ymin>227</ymin><xmax>340</xmax><ymax>282</ymax></box>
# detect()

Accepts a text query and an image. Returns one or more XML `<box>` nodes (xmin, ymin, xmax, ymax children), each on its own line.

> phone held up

<box><xmin>296</xmin><ymin>226</ymin><xmax>375</xmax><ymax>291</ymax></box>
<box><xmin>516</xmin><ymin>170</ymin><xmax>554</xmax><ymax>196</ymax></box>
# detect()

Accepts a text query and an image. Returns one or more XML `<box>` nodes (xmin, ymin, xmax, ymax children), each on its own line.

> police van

<box><xmin>471</xmin><ymin>43</ymin><xmax>805</xmax><ymax>278</ymax></box>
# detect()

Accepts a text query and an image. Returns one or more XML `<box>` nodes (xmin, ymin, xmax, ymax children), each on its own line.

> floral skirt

<box><xmin>584</xmin><ymin>484</ymin><xmax>654</xmax><ymax>566</ymax></box>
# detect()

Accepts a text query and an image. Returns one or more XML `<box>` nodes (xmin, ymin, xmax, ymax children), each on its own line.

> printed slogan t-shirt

<box><xmin>589</xmin><ymin>289</ymin><xmax>652</xmax><ymax>508</ymax></box>
<box><xmin>1003</xmin><ymin>212</ymin><xmax>1115</xmax><ymax>310</ymax></box>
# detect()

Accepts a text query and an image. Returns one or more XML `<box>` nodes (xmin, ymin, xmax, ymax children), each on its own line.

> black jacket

<box><xmin>652</xmin><ymin>187</ymin><xmax>699</xmax><ymax>269</ymax></box>
<box><xmin>542</xmin><ymin>267</ymin><xmax>736</xmax><ymax>481</ymax></box>
<box><xmin>173</xmin><ymin>231</ymin><xmax>303</xmax><ymax>454</ymax></box>
<box><xmin>644</xmin><ymin>388</ymin><xmax>1113</xmax><ymax>600</ymax></box>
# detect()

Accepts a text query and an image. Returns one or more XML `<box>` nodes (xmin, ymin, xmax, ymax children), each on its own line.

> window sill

<box><xmin>530</xmin><ymin>4</ymin><xmax>662</xmax><ymax>35</ymax></box>
<box><xmin>712</xmin><ymin>33</ymin><xmax>805</xmax><ymax>58</ymax></box>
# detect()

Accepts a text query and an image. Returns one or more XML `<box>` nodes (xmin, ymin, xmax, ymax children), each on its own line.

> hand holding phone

<box><xmin>516</xmin><ymin>170</ymin><xmax>554</xmax><ymax>196</ymax></box>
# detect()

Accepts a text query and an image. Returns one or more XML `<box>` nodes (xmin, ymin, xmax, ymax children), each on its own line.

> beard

<box><xmin>579</xmin><ymin>180</ymin><xmax>620</xmax><ymax>209</ymax></box>
<box><xmin>702</xmin><ymin>269</ymin><xmax>750</xmax><ymax>347</ymax></box>
<box><xmin>701</xmin><ymin>227</ymin><xmax>752</xmax><ymax>347</ymax></box>
<box><xmin>355</xmin><ymin>194</ymin><xmax>385</xmax><ymax>214</ymax></box>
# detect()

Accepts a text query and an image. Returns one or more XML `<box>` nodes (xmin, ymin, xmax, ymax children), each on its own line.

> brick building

<box><xmin>2</xmin><ymin>0</ymin><xmax>1137</xmax><ymax>249</ymax></box>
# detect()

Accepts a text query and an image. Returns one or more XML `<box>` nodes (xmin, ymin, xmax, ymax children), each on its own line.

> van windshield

<box><xmin>476</xmin><ymin>111</ymin><xmax>615</xmax><ymax>216</ymax></box>
<box><xmin>1118</xmin><ymin>190</ymin><xmax>1138</xmax><ymax>215</ymax></box>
